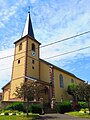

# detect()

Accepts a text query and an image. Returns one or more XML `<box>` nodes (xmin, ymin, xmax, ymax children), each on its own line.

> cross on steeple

<box><xmin>28</xmin><ymin>6</ymin><xmax>30</xmax><ymax>13</ymax></box>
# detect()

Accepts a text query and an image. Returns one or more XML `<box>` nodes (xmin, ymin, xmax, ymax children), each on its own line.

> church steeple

<box><xmin>22</xmin><ymin>11</ymin><xmax>34</xmax><ymax>39</ymax></box>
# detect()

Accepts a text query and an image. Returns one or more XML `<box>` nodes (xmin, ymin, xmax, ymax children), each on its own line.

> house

<box><xmin>0</xmin><ymin>92</ymin><xmax>2</xmax><ymax>101</ymax></box>
<box><xmin>2</xmin><ymin>11</ymin><xmax>84</xmax><ymax>102</ymax></box>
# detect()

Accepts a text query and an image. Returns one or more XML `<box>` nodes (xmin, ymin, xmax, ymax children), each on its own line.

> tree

<box><xmin>14</xmin><ymin>81</ymin><xmax>44</xmax><ymax>115</ymax></box>
<box><xmin>67</xmin><ymin>82</ymin><xmax>90</xmax><ymax>114</ymax></box>
<box><xmin>67</xmin><ymin>83</ymin><xmax>78</xmax><ymax>101</ymax></box>
<box><xmin>77</xmin><ymin>82</ymin><xmax>90</xmax><ymax>114</ymax></box>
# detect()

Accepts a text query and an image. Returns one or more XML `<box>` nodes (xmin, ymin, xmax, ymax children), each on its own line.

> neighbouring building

<box><xmin>0</xmin><ymin>92</ymin><xmax>2</xmax><ymax>101</ymax></box>
<box><xmin>2</xmin><ymin>11</ymin><xmax>84</xmax><ymax>102</ymax></box>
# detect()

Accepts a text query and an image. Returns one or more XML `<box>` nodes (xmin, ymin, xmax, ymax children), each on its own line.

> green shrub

<box><xmin>4</xmin><ymin>110</ymin><xmax>10</xmax><ymax>115</ymax></box>
<box><xmin>30</xmin><ymin>104</ymin><xmax>42</xmax><ymax>115</ymax></box>
<box><xmin>5</xmin><ymin>102</ymin><xmax>25</xmax><ymax>112</ymax></box>
<box><xmin>12</xmin><ymin>110</ymin><xmax>19</xmax><ymax>115</ymax></box>
<box><xmin>85</xmin><ymin>108</ymin><xmax>89</xmax><ymax>111</ymax></box>
<box><xmin>80</xmin><ymin>108</ymin><xmax>89</xmax><ymax>113</ymax></box>
<box><xmin>78</xmin><ymin>101</ymin><xmax>88</xmax><ymax>109</ymax></box>
<box><xmin>56</xmin><ymin>101</ymin><xmax>72</xmax><ymax>114</ymax></box>
<box><xmin>4</xmin><ymin>112</ymin><xmax>9</xmax><ymax>115</ymax></box>
<box><xmin>80</xmin><ymin>108</ymin><xmax>84</xmax><ymax>111</ymax></box>
<box><xmin>12</xmin><ymin>113</ymin><xmax>16</xmax><ymax>115</ymax></box>
<box><xmin>1</xmin><ymin>110</ymin><xmax>23</xmax><ymax>116</ymax></box>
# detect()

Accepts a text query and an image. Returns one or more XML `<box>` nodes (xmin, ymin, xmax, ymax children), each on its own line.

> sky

<box><xmin>0</xmin><ymin>0</ymin><xmax>90</xmax><ymax>91</ymax></box>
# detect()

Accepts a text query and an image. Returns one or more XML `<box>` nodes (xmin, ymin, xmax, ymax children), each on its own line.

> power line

<box><xmin>44</xmin><ymin>46</ymin><xmax>90</xmax><ymax>59</ymax></box>
<box><xmin>0</xmin><ymin>46</ymin><xmax>90</xmax><ymax>72</ymax></box>
<box><xmin>41</xmin><ymin>30</ymin><xmax>90</xmax><ymax>48</ymax></box>
<box><xmin>0</xmin><ymin>30</ymin><xmax>90</xmax><ymax>60</ymax></box>
<box><xmin>0</xmin><ymin>64</ymin><xmax>24</xmax><ymax>71</ymax></box>
<box><xmin>0</xmin><ymin>55</ymin><xmax>14</xmax><ymax>60</ymax></box>
<box><xmin>0</xmin><ymin>67</ymin><xmax>11</xmax><ymax>71</ymax></box>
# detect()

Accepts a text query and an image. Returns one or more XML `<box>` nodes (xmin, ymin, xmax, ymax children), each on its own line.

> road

<box><xmin>37</xmin><ymin>114</ymin><xmax>89</xmax><ymax>120</ymax></box>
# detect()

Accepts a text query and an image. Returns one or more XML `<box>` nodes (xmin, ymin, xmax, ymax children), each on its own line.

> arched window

<box><xmin>32</xmin><ymin>43</ymin><xmax>35</xmax><ymax>51</ymax></box>
<box><xmin>60</xmin><ymin>74</ymin><xmax>64</xmax><ymax>88</ymax></box>
<box><xmin>19</xmin><ymin>43</ymin><xmax>22</xmax><ymax>51</ymax></box>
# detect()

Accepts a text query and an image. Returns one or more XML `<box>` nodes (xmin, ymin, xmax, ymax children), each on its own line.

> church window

<box><xmin>32</xmin><ymin>43</ymin><xmax>35</xmax><ymax>51</ymax></box>
<box><xmin>32</xmin><ymin>66</ymin><xmax>34</xmax><ymax>69</ymax></box>
<box><xmin>71</xmin><ymin>79</ymin><xmax>74</xmax><ymax>83</ymax></box>
<box><xmin>19</xmin><ymin>43</ymin><xmax>22</xmax><ymax>51</ymax></box>
<box><xmin>32</xmin><ymin>60</ymin><xmax>35</xmax><ymax>64</ymax></box>
<box><xmin>60</xmin><ymin>74</ymin><xmax>64</xmax><ymax>88</ymax></box>
<box><xmin>18</xmin><ymin>60</ymin><xmax>20</xmax><ymax>64</ymax></box>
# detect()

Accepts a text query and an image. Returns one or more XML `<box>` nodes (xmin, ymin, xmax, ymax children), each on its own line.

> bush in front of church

<box><xmin>56</xmin><ymin>101</ymin><xmax>72</xmax><ymax>114</ymax></box>
<box><xmin>5</xmin><ymin>102</ymin><xmax>42</xmax><ymax>114</ymax></box>
<box><xmin>5</xmin><ymin>102</ymin><xmax>25</xmax><ymax>112</ymax></box>
<box><xmin>30</xmin><ymin>104</ymin><xmax>42</xmax><ymax>115</ymax></box>
<box><xmin>78</xmin><ymin>101</ymin><xmax>88</xmax><ymax>109</ymax></box>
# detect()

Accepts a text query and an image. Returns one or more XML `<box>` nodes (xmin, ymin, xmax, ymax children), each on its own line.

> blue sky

<box><xmin>0</xmin><ymin>0</ymin><xmax>90</xmax><ymax>91</ymax></box>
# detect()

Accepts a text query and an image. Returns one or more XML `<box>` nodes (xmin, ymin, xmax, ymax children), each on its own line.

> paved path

<box><xmin>37</xmin><ymin>114</ymin><xmax>89</xmax><ymax>120</ymax></box>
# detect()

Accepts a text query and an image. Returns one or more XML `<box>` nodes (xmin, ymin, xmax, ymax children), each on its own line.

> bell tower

<box><xmin>10</xmin><ymin>11</ymin><xmax>41</xmax><ymax>100</ymax></box>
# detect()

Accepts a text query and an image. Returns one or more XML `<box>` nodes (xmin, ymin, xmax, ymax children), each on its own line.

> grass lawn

<box><xmin>67</xmin><ymin>111</ymin><xmax>90</xmax><ymax>118</ymax></box>
<box><xmin>0</xmin><ymin>114</ymin><xmax>40</xmax><ymax>120</ymax></box>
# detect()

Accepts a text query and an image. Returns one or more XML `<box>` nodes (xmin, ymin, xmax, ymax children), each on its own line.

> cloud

<box><xmin>0</xmin><ymin>1</ymin><xmax>26</xmax><ymax>50</ymax></box>
<box><xmin>40</xmin><ymin>33</ymin><xmax>90</xmax><ymax>60</ymax></box>
<box><xmin>0</xmin><ymin>0</ymin><xmax>23</xmax><ymax>28</ymax></box>
<box><xmin>31</xmin><ymin>0</ymin><xmax>90</xmax><ymax>47</ymax></box>
<box><xmin>37</xmin><ymin>0</ymin><xmax>90</xmax><ymax>64</ymax></box>
<box><xmin>0</xmin><ymin>48</ymin><xmax>14</xmax><ymax>91</ymax></box>
<box><xmin>30</xmin><ymin>0</ymin><xmax>37</xmax><ymax>3</ymax></box>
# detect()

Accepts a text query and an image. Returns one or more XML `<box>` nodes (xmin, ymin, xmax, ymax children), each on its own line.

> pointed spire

<box><xmin>22</xmin><ymin>11</ymin><xmax>34</xmax><ymax>39</ymax></box>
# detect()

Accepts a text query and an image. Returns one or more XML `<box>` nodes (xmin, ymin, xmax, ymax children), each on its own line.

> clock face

<box><xmin>31</xmin><ymin>51</ymin><xmax>36</xmax><ymax>56</ymax></box>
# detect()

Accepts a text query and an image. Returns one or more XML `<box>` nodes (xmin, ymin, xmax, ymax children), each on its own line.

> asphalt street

<box><xmin>37</xmin><ymin>114</ymin><xmax>89</xmax><ymax>120</ymax></box>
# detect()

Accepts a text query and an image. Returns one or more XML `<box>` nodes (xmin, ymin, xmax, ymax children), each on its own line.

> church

<box><xmin>2</xmin><ymin>11</ymin><xmax>84</xmax><ymax>102</ymax></box>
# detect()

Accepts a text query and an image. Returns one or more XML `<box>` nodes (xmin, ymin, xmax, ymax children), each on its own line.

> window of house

<box><xmin>71</xmin><ymin>79</ymin><xmax>74</xmax><ymax>83</ymax></box>
<box><xmin>32</xmin><ymin>60</ymin><xmax>35</xmax><ymax>64</ymax></box>
<box><xmin>60</xmin><ymin>74</ymin><xmax>64</xmax><ymax>88</ymax></box>
<box><xmin>18</xmin><ymin>60</ymin><xmax>20</xmax><ymax>64</ymax></box>
<box><xmin>32</xmin><ymin>43</ymin><xmax>35</xmax><ymax>51</ymax></box>
<box><xmin>19</xmin><ymin>43</ymin><xmax>22</xmax><ymax>51</ymax></box>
